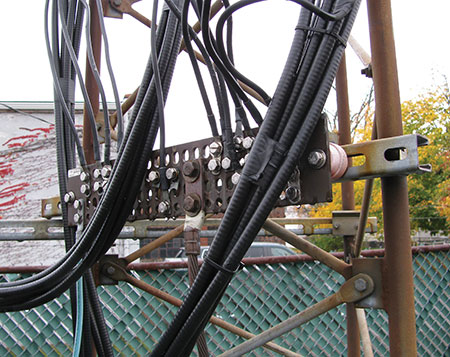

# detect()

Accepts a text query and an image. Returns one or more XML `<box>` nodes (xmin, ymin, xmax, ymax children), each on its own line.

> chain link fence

<box><xmin>1</xmin><ymin>246</ymin><xmax>449</xmax><ymax>356</ymax></box>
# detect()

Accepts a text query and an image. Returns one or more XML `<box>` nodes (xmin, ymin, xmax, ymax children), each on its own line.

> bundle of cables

<box><xmin>151</xmin><ymin>0</ymin><xmax>361</xmax><ymax>355</ymax></box>
<box><xmin>0</xmin><ymin>0</ymin><xmax>360</xmax><ymax>355</ymax></box>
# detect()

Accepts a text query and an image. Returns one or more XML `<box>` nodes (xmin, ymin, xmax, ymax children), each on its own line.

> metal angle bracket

<box><xmin>352</xmin><ymin>258</ymin><xmax>384</xmax><ymax>309</ymax></box>
<box><xmin>332</xmin><ymin>210</ymin><xmax>377</xmax><ymax>236</ymax></box>
<box><xmin>335</xmin><ymin>134</ymin><xmax>431</xmax><ymax>182</ymax></box>
<box><xmin>95</xmin><ymin>255</ymin><xmax>126</xmax><ymax>286</ymax></box>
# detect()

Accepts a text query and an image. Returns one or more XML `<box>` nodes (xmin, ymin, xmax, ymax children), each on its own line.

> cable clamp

<box><xmin>295</xmin><ymin>25</ymin><xmax>347</xmax><ymax>48</ymax></box>
<box><xmin>242</xmin><ymin>133</ymin><xmax>287</xmax><ymax>184</ymax></box>
<box><xmin>204</xmin><ymin>257</ymin><xmax>244</xmax><ymax>276</ymax></box>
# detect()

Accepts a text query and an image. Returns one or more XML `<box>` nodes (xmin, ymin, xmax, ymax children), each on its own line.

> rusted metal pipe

<box><xmin>336</xmin><ymin>53</ymin><xmax>360</xmax><ymax>357</ymax></box>
<box><xmin>123</xmin><ymin>224</ymin><xmax>184</xmax><ymax>264</ymax></box>
<box><xmin>82</xmin><ymin>0</ymin><xmax>102</xmax><ymax>164</ymax></box>
<box><xmin>105</xmin><ymin>264</ymin><xmax>301</xmax><ymax>357</ymax></box>
<box><xmin>367</xmin><ymin>0</ymin><xmax>418</xmax><ymax>355</ymax></box>
<box><xmin>356</xmin><ymin>308</ymin><xmax>374</xmax><ymax>357</ymax></box>
<box><xmin>262</xmin><ymin>219</ymin><xmax>351</xmax><ymax>277</ymax></box>
<box><xmin>220</xmin><ymin>274</ymin><xmax>375</xmax><ymax>357</ymax></box>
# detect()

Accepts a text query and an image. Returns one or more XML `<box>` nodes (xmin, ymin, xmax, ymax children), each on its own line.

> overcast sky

<box><xmin>1</xmin><ymin>1</ymin><xmax>449</xmax><ymax>144</ymax></box>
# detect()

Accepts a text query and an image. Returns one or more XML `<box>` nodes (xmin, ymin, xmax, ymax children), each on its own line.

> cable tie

<box><xmin>203</xmin><ymin>256</ymin><xmax>244</xmax><ymax>275</ymax></box>
<box><xmin>295</xmin><ymin>25</ymin><xmax>347</xmax><ymax>48</ymax></box>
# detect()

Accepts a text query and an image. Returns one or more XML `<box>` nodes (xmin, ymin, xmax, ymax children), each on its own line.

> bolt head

<box><xmin>182</xmin><ymin>161</ymin><xmax>198</xmax><ymax>178</ymax></box>
<box><xmin>221</xmin><ymin>157</ymin><xmax>231</xmax><ymax>170</ymax></box>
<box><xmin>113</xmin><ymin>0</ymin><xmax>122</xmax><ymax>6</ymax></box>
<box><xmin>148</xmin><ymin>171</ymin><xmax>160</xmax><ymax>183</ymax></box>
<box><xmin>64</xmin><ymin>191</ymin><xmax>75</xmax><ymax>203</ymax></box>
<box><xmin>80</xmin><ymin>171</ymin><xmax>90</xmax><ymax>182</ymax></box>
<box><xmin>166</xmin><ymin>168</ymin><xmax>178</xmax><ymax>180</ymax></box>
<box><xmin>106</xmin><ymin>266</ymin><xmax>116</xmax><ymax>275</ymax></box>
<box><xmin>93</xmin><ymin>181</ymin><xmax>105</xmax><ymax>194</ymax></box>
<box><xmin>239</xmin><ymin>157</ymin><xmax>246</xmax><ymax>167</ymax></box>
<box><xmin>354</xmin><ymin>278</ymin><xmax>367</xmax><ymax>292</ymax></box>
<box><xmin>243</xmin><ymin>136</ymin><xmax>254</xmax><ymax>150</ymax></box>
<box><xmin>101</xmin><ymin>166</ymin><xmax>111</xmax><ymax>178</ymax></box>
<box><xmin>73</xmin><ymin>200</ymin><xmax>81</xmax><ymax>210</ymax></box>
<box><xmin>209</xmin><ymin>141</ymin><xmax>222</xmax><ymax>156</ymax></box>
<box><xmin>158</xmin><ymin>201</ymin><xmax>170</xmax><ymax>214</ymax></box>
<box><xmin>234</xmin><ymin>136</ymin><xmax>243</xmax><ymax>148</ymax></box>
<box><xmin>93</xmin><ymin>169</ymin><xmax>101</xmax><ymax>179</ymax></box>
<box><xmin>231</xmin><ymin>172</ymin><xmax>240</xmax><ymax>185</ymax></box>
<box><xmin>80</xmin><ymin>184</ymin><xmax>90</xmax><ymax>196</ymax></box>
<box><xmin>307</xmin><ymin>150</ymin><xmax>327</xmax><ymax>169</ymax></box>
<box><xmin>208</xmin><ymin>159</ymin><xmax>220</xmax><ymax>172</ymax></box>
<box><xmin>183</xmin><ymin>195</ymin><xmax>200</xmax><ymax>213</ymax></box>
<box><xmin>285</xmin><ymin>186</ymin><xmax>301</xmax><ymax>203</ymax></box>
<box><xmin>73</xmin><ymin>213</ymin><xmax>81</xmax><ymax>224</ymax></box>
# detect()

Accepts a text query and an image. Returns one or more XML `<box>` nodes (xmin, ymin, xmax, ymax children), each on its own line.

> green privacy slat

<box><xmin>1</xmin><ymin>250</ymin><xmax>449</xmax><ymax>356</ymax></box>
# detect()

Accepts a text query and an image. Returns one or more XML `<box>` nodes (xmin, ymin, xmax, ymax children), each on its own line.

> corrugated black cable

<box><xmin>200</xmin><ymin>0</ymin><xmax>263</xmax><ymax>125</ymax></box>
<box><xmin>94</xmin><ymin>0</ymin><xmax>124</xmax><ymax>148</ymax></box>
<box><xmin>57</xmin><ymin>0</ymin><xmax>101</xmax><ymax>163</ymax></box>
<box><xmin>81</xmin><ymin>0</ymin><xmax>112</xmax><ymax>164</ymax></box>
<box><xmin>181</xmin><ymin>0</ymin><xmax>219</xmax><ymax>136</ymax></box>
<box><xmin>158</xmin><ymin>1</ymin><xmax>360</xmax><ymax>353</ymax></box>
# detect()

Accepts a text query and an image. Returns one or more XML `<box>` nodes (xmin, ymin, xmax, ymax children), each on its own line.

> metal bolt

<box><xmin>208</xmin><ymin>159</ymin><xmax>221</xmax><ymax>173</ymax></box>
<box><xmin>333</xmin><ymin>223</ymin><xmax>340</xmax><ymax>229</ymax></box>
<box><xmin>354</xmin><ymin>278</ymin><xmax>367</xmax><ymax>292</ymax></box>
<box><xmin>239</xmin><ymin>157</ymin><xmax>246</xmax><ymax>167</ymax></box>
<box><xmin>93</xmin><ymin>169</ymin><xmax>101</xmax><ymax>179</ymax></box>
<box><xmin>285</xmin><ymin>186</ymin><xmax>301</xmax><ymax>203</ymax></box>
<box><xmin>148</xmin><ymin>171</ymin><xmax>160</xmax><ymax>183</ymax></box>
<box><xmin>80</xmin><ymin>184</ymin><xmax>90</xmax><ymax>196</ymax></box>
<box><xmin>165</xmin><ymin>167</ymin><xmax>178</xmax><ymax>181</ymax></box>
<box><xmin>183</xmin><ymin>195</ymin><xmax>200</xmax><ymax>214</ymax></box>
<box><xmin>234</xmin><ymin>136</ymin><xmax>243</xmax><ymax>148</ymax></box>
<box><xmin>93</xmin><ymin>181</ymin><xmax>105</xmax><ymax>194</ymax></box>
<box><xmin>243</xmin><ymin>136</ymin><xmax>254</xmax><ymax>150</ymax></box>
<box><xmin>106</xmin><ymin>266</ymin><xmax>116</xmax><ymax>275</ymax></box>
<box><xmin>209</xmin><ymin>141</ymin><xmax>222</xmax><ymax>156</ymax></box>
<box><xmin>221</xmin><ymin>157</ymin><xmax>231</xmax><ymax>170</ymax></box>
<box><xmin>73</xmin><ymin>200</ymin><xmax>81</xmax><ymax>210</ymax></box>
<box><xmin>101</xmin><ymin>165</ymin><xmax>111</xmax><ymax>178</ymax></box>
<box><xmin>64</xmin><ymin>191</ymin><xmax>75</xmax><ymax>203</ymax></box>
<box><xmin>307</xmin><ymin>149</ymin><xmax>327</xmax><ymax>169</ymax></box>
<box><xmin>80</xmin><ymin>171</ymin><xmax>90</xmax><ymax>182</ymax></box>
<box><xmin>182</xmin><ymin>161</ymin><xmax>199</xmax><ymax>178</ymax></box>
<box><xmin>231</xmin><ymin>172</ymin><xmax>240</xmax><ymax>185</ymax></box>
<box><xmin>158</xmin><ymin>201</ymin><xmax>170</xmax><ymax>214</ymax></box>
<box><xmin>73</xmin><ymin>213</ymin><xmax>81</xmax><ymax>224</ymax></box>
<box><xmin>113</xmin><ymin>0</ymin><xmax>122</xmax><ymax>6</ymax></box>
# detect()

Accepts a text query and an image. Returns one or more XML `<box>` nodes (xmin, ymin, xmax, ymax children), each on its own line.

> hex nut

<box><xmin>93</xmin><ymin>169</ymin><xmax>102</xmax><ymax>179</ymax></box>
<box><xmin>165</xmin><ymin>168</ymin><xmax>178</xmax><ymax>180</ymax></box>
<box><xmin>221</xmin><ymin>157</ymin><xmax>231</xmax><ymax>170</ymax></box>
<box><xmin>73</xmin><ymin>213</ymin><xmax>81</xmax><ymax>224</ymax></box>
<box><xmin>208</xmin><ymin>159</ymin><xmax>220</xmax><ymax>173</ymax></box>
<box><xmin>182</xmin><ymin>161</ymin><xmax>199</xmax><ymax>178</ymax></box>
<box><xmin>64</xmin><ymin>191</ymin><xmax>75</xmax><ymax>204</ymax></box>
<box><xmin>73</xmin><ymin>200</ymin><xmax>81</xmax><ymax>210</ymax></box>
<box><xmin>307</xmin><ymin>149</ymin><xmax>327</xmax><ymax>169</ymax></box>
<box><xmin>354</xmin><ymin>278</ymin><xmax>367</xmax><ymax>292</ymax></box>
<box><xmin>101</xmin><ymin>166</ymin><xmax>111</xmax><ymax>178</ymax></box>
<box><xmin>243</xmin><ymin>136</ymin><xmax>254</xmax><ymax>150</ymax></box>
<box><xmin>285</xmin><ymin>186</ymin><xmax>301</xmax><ymax>203</ymax></box>
<box><xmin>209</xmin><ymin>141</ymin><xmax>222</xmax><ymax>156</ymax></box>
<box><xmin>113</xmin><ymin>0</ymin><xmax>122</xmax><ymax>6</ymax></box>
<box><xmin>93</xmin><ymin>181</ymin><xmax>105</xmax><ymax>194</ymax></box>
<box><xmin>158</xmin><ymin>201</ymin><xmax>170</xmax><ymax>214</ymax></box>
<box><xmin>80</xmin><ymin>184</ymin><xmax>90</xmax><ymax>196</ymax></box>
<box><xmin>80</xmin><ymin>171</ymin><xmax>90</xmax><ymax>182</ymax></box>
<box><xmin>148</xmin><ymin>171</ymin><xmax>160</xmax><ymax>183</ymax></box>
<box><xmin>183</xmin><ymin>195</ymin><xmax>200</xmax><ymax>214</ymax></box>
<box><xmin>106</xmin><ymin>266</ymin><xmax>116</xmax><ymax>275</ymax></box>
<box><xmin>231</xmin><ymin>172</ymin><xmax>240</xmax><ymax>185</ymax></box>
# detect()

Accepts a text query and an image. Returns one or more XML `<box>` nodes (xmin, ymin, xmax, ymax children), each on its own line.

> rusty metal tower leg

<box><xmin>83</xmin><ymin>0</ymin><xmax>102</xmax><ymax>164</ymax></box>
<box><xmin>367</xmin><ymin>0</ymin><xmax>418</xmax><ymax>355</ymax></box>
<box><xmin>336</xmin><ymin>53</ymin><xmax>360</xmax><ymax>357</ymax></box>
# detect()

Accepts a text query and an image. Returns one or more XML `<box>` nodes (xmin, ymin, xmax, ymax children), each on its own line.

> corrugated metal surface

<box><xmin>0</xmin><ymin>247</ymin><xmax>449</xmax><ymax>356</ymax></box>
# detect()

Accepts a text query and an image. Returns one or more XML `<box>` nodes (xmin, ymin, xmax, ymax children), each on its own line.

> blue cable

<box><xmin>72</xmin><ymin>277</ymin><xmax>84</xmax><ymax>357</ymax></box>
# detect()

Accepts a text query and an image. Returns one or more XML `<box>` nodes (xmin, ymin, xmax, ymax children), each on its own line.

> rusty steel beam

<box><xmin>336</xmin><ymin>53</ymin><xmax>360</xmax><ymax>357</ymax></box>
<box><xmin>367</xmin><ymin>0</ymin><xmax>418</xmax><ymax>355</ymax></box>
<box><xmin>83</xmin><ymin>0</ymin><xmax>102</xmax><ymax>164</ymax></box>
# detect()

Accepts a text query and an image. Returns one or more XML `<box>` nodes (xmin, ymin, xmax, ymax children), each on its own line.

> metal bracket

<box><xmin>352</xmin><ymin>258</ymin><xmax>384</xmax><ymax>309</ymax></box>
<box><xmin>41</xmin><ymin>197</ymin><xmax>61</xmax><ymax>219</ymax></box>
<box><xmin>336</xmin><ymin>134</ymin><xmax>431</xmax><ymax>182</ymax></box>
<box><xmin>96</xmin><ymin>255</ymin><xmax>126</xmax><ymax>285</ymax></box>
<box><xmin>332</xmin><ymin>210</ymin><xmax>377</xmax><ymax>236</ymax></box>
